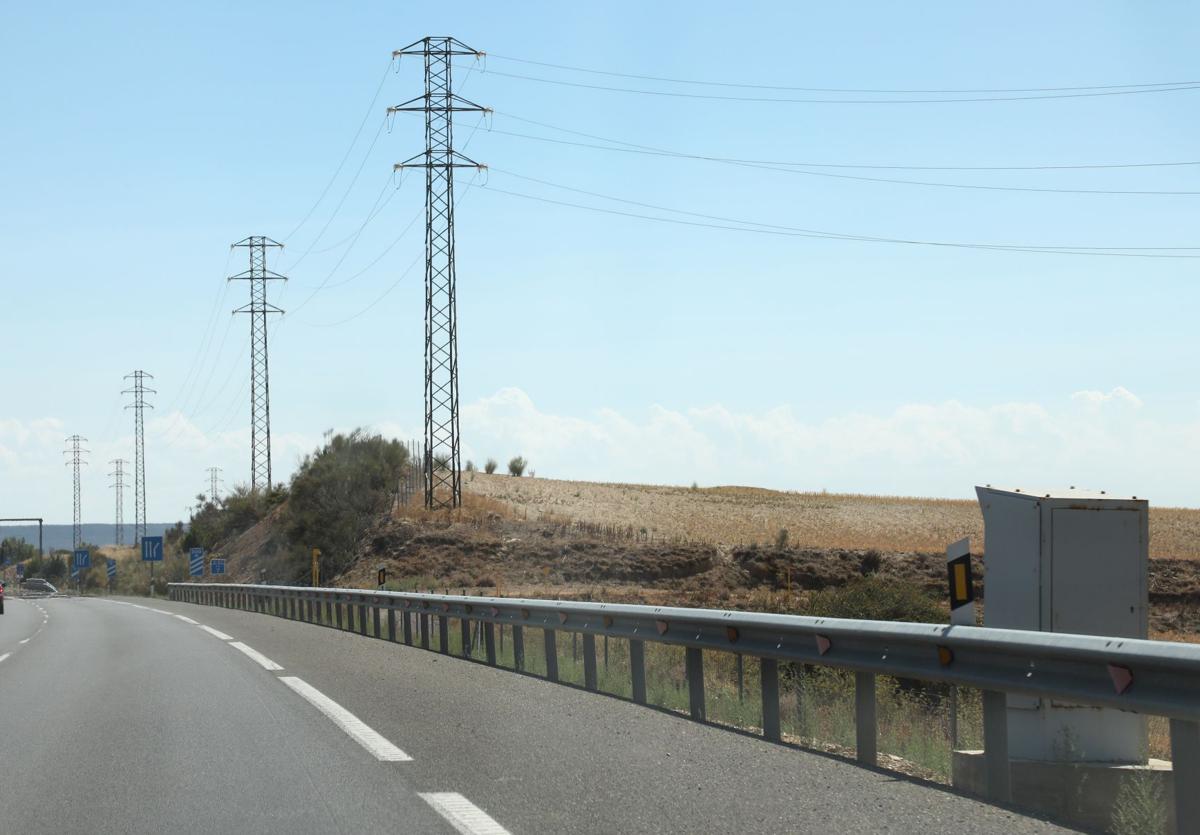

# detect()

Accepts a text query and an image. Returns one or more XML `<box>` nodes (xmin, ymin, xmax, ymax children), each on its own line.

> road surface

<box><xmin>0</xmin><ymin>594</ymin><xmax>1076</xmax><ymax>834</ymax></box>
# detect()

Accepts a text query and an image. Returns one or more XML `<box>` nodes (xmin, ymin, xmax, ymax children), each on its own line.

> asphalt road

<box><xmin>0</xmin><ymin>594</ymin><xmax>1078</xmax><ymax>834</ymax></box>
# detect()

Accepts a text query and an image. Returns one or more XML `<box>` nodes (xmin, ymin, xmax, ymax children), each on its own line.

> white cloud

<box><xmin>1071</xmin><ymin>386</ymin><xmax>1143</xmax><ymax>410</ymax></box>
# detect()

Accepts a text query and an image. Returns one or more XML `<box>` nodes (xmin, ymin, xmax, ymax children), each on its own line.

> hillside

<box><xmin>1</xmin><ymin>523</ymin><xmax>178</xmax><ymax>552</ymax></box>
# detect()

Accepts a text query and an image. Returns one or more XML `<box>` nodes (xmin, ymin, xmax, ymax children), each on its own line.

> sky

<box><xmin>3</xmin><ymin>1</ymin><xmax>1200</xmax><ymax>524</ymax></box>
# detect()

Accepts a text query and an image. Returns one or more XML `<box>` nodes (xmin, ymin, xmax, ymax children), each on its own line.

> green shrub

<box><xmin>485</xmin><ymin>459</ymin><xmax>497</xmax><ymax>474</ymax></box>
<box><xmin>806</xmin><ymin>576</ymin><xmax>943</xmax><ymax>623</ymax></box>
<box><xmin>508</xmin><ymin>456</ymin><xmax>527</xmax><ymax>477</ymax></box>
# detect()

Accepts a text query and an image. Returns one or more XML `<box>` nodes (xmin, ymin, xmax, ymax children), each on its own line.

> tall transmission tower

<box><xmin>63</xmin><ymin>435</ymin><xmax>89</xmax><ymax>549</ymax></box>
<box><xmin>229</xmin><ymin>237</ymin><xmax>285</xmax><ymax>492</ymax></box>
<box><xmin>109</xmin><ymin>458</ymin><xmax>127</xmax><ymax>547</ymax></box>
<box><xmin>390</xmin><ymin>36</ymin><xmax>488</xmax><ymax>510</ymax></box>
<box><xmin>123</xmin><ymin>370</ymin><xmax>155</xmax><ymax>545</ymax></box>
<box><xmin>206</xmin><ymin>466</ymin><xmax>223</xmax><ymax>503</ymax></box>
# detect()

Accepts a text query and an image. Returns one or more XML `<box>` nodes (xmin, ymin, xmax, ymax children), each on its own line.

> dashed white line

<box><xmin>150</xmin><ymin>608</ymin><xmax>172</xmax><ymax>615</ymax></box>
<box><xmin>278</xmin><ymin>676</ymin><xmax>412</xmax><ymax>762</ymax></box>
<box><xmin>419</xmin><ymin>793</ymin><xmax>510</xmax><ymax>835</ymax></box>
<box><xmin>174</xmin><ymin>615</ymin><xmax>200</xmax><ymax>625</ymax></box>
<box><xmin>229</xmin><ymin>641</ymin><xmax>283</xmax><ymax>671</ymax></box>
<box><xmin>0</xmin><ymin>653</ymin><xmax>10</xmax><ymax>664</ymax></box>
<box><xmin>199</xmin><ymin>625</ymin><xmax>234</xmax><ymax>641</ymax></box>
<box><xmin>18</xmin><ymin>639</ymin><xmax>29</xmax><ymax>645</ymax></box>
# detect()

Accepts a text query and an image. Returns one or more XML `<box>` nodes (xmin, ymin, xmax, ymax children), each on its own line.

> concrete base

<box><xmin>952</xmin><ymin>751</ymin><xmax>1175</xmax><ymax>833</ymax></box>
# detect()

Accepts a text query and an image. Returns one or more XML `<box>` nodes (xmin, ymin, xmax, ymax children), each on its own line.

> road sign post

<box><xmin>377</xmin><ymin>566</ymin><xmax>386</xmax><ymax>589</ymax></box>
<box><xmin>73</xmin><ymin>549</ymin><xmax>90</xmax><ymax>593</ymax></box>
<box><xmin>946</xmin><ymin>537</ymin><xmax>974</xmax><ymax>749</ymax></box>
<box><xmin>311</xmin><ymin>548</ymin><xmax>320</xmax><ymax>587</ymax></box>
<box><xmin>189</xmin><ymin>548</ymin><xmax>204</xmax><ymax>578</ymax></box>
<box><xmin>141</xmin><ymin>536</ymin><xmax>163</xmax><ymax>596</ymax></box>
<box><xmin>106</xmin><ymin>558</ymin><xmax>117</xmax><ymax>592</ymax></box>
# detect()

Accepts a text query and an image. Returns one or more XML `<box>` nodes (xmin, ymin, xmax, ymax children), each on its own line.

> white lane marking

<box><xmin>0</xmin><ymin>653</ymin><xmax>10</xmax><ymax>663</ymax></box>
<box><xmin>229</xmin><ymin>642</ymin><xmax>283</xmax><ymax>671</ymax></box>
<box><xmin>18</xmin><ymin>639</ymin><xmax>29</xmax><ymax>645</ymax></box>
<box><xmin>150</xmin><ymin>608</ymin><xmax>171</xmax><ymax>615</ymax></box>
<box><xmin>129</xmin><ymin>604</ymin><xmax>149</xmax><ymax>610</ymax></box>
<box><xmin>174</xmin><ymin>615</ymin><xmax>200</xmax><ymax>625</ymax></box>
<box><xmin>278</xmin><ymin>677</ymin><xmax>412</xmax><ymax>762</ymax></box>
<box><xmin>419</xmin><ymin>793</ymin><xmax>510</xmax><ymax>835</ymax></box>
<box><xmin>199</xmin><ymin>625</ymin><xmax>234</xmax><ymax>641</ymax></box>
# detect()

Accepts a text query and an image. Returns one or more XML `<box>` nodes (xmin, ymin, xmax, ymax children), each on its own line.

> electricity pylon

<box><xmin>229</xmin><ymin>237</ymin><xmax>285</xmax><ymax>492</ymax></box>
<box><xmin>206</xmin><ymin>466</ymin><xmax>223</xmax><ymax>504</ymax></box>
<box><xmin>123</xmin><ymin>370</ymin><xmax>155</xmax><ymax>545</ymax></box>
<box><xmin>63</xmin><ymin>435</ymin><xmax>89</xmax><ymax>549</ymax></box>
<box><xmin>109</xmin><ymin>458</ymin><xmax>127</xmax><ymax>546</ymax></box>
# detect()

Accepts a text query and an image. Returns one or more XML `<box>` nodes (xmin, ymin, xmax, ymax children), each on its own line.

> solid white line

<box><xmin>229</xmin><ymin>642</ymin><xmax>283</xmax><ymax>671</ymax></box>
<box><xmin>174</xmin><ymin>615</ymin><xmax>200</xmax><ymax>624</ymax></box>
<box><xmin>150</xmin><ymin>608</ymin><xmax>171</xmax><ymax>615</ymax></box>
<box><xmin>199</xmin><ymin>625</ymin><xmax>234</xmax><ymax>641</ymax></box>
<box><xmin>419</xmin><ymin>793</ymin><xmax>510</xmax><ymax>835</ymax></box>
<box><xmin>0</xmin><ymin>653</ymin><xmax>10</xmax><ymax>664</ymax></box>
<box><xmin>278</xmin><ymin>676</ymin><xmax>412</xmax><ymax>762</ymax></box>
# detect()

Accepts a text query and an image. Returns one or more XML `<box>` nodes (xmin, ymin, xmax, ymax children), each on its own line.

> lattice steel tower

<box><xmin>206</xmin><ymin>466</ymin><xmax>223</xmax><ymax>503</ymax></box>
<box><xmin>390</xmin><ymin>36</ymin><xmax>487</xmax><ymax>509</ymax></box>
<box><xmin>123</xmin><ymin>370</ymin><xmax>155</xmax><ymax>545</ymax></box>
<box><xmin>63</xmin><ymin>435</ymin><xmax>89</xmax><ymax>549</ymax></box>
<box><xmin>229</xmin><ymin>237</ymin><xmax>285</xmax><ymax>492</ymax></box>
<box><xmin>109</xmin><ymin>458</ymin><xmax>127</xmax><ymax>546</ymax></box>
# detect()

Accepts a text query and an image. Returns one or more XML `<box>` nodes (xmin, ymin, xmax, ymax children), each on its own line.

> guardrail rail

<box><xmin>170</xmin><ymin>582</ymin><xmax>1200</xmax><ymax>827</ymax></box>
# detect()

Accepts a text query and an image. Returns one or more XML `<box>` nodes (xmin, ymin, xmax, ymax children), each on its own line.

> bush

<box><xmin>508</xmin><ymin>456</ymin><xmax>527</xmax><ymax>477</ymax></box>
<box><xmin>484</xmin><ymin>458</ymin><xmax>497</xmax><ymax>474</ymax></box>
<box><xmin>805</xmin><ymin>576</ymin><xmax>943</xmax><ymax>623</ymax></box>
<box><xmin>464</xmin><ymin>460</ymin><xmax>476</xmax><ymax>473</ymax></box>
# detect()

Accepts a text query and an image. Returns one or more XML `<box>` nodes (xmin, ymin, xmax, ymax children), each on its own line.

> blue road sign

<box><xmin>106</xmin><ymin>559</ymin><xmax>117</xmax><ymax>579</ymax></box>
<box><xmin>141</xmin><ymin>536</ymin><xmax>164</xmax><ymax>562</ymax></box>
<box><xmin>2</xmin><ymin>555</ymin><xmax>9</xmax><ymax>567</ymax></box>
<box><xmin>210</xmin><ymin>558</ymin><xmax>226</xmax><ymax>576</ymax></box>
<box><xmin>71</xmin><ymin>564</ymin><xmax>79</xmax><ymax>580</ymax></box>
<box><xmin>73</xmin><ymin>549</ymin><xmax>91</xmax><ymax>569</ymax></box>
<box><xmin>189</xmin><ymin>548</ymin><xmax>204</xmax><ymax>577</ymax></box>
<box><xmin>16</xmin><ymin>563</ymin><xmax>24</xmax><ymax>578</ymax></box>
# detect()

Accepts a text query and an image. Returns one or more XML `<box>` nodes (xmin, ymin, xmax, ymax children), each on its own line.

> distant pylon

<box><xmin>229</xmin><ymin>237</ymin><xmax>285</xmax><ymax>492</ymax></box>
<box><xmin>390</xmin><ymin>36</ymin><xmax>488</xmax><ymax>510</ymax></box>
<box><xmin>109</xmin><ymin>458</ymin><xmax>127</xmax><ymax>546</ymax></box>
<box><xmin>63</xmin><ymin>435</ymin><xmax>89</xmax><ymax>549</ymax></box>
<box><xmin>123</xmin><ymin>370</ymin><xmax>155</xmax><ymax>545</ymax></box>
<box><xmin>206</xmin><ymin>466</ymin><xmax>223</xmax><ymax>503</ymax></box>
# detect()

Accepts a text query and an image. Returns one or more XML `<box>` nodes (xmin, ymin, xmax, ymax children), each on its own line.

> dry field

<box><xmin>465</xmin><ymin>473</ymin><xmax>1200</xmax><ymax>559</ymax></box>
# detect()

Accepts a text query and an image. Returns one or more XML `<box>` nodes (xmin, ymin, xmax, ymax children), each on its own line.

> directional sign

<box><xmin>946</xmin><ymin>537</ymin><xmax>975</xmax><ymax>626</ymax></box>
<box><xmin>210</xmin><ymin>558</ymin><xmax>226</xmax><ymax>576</ymax></box>
<box><xmin>106</xmin><ymin>559</ymin><xmax>117</xmax><ymax>580</ymax></box>
<box><xmin>15</xmin><ymin>563</ymin><xmax>24</xmax><ymax>579</ymax></box>
<box><xmin>71</xmin><ymin>564</ymin><xmax>79</xmax><ymax>580</ymax></box>
<box><xmin>141</xmin><ymin>536</ymin><xmax>164</xmax><ymax>562</ymax></box>
<box><xmin>73</xmin><ymin>549</ymin><xmax>91</xmax><ymax>569</ymax></box>
<box><xmin>189</xmin><ymin>548</ymin><xmax>204</xmax><ymax>577</ymax></box>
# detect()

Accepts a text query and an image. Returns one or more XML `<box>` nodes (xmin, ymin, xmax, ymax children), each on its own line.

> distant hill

<box><xmin>0</xmin><ymin>523</ymin><xmax>178</xmax><ymax>553</ymax></box>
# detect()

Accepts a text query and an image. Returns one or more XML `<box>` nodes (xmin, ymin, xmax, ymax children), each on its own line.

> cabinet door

<box><xmin>1050</xmin><ymin>508</ymin><xmax>1143</xmax><ymax>637</ymax></box>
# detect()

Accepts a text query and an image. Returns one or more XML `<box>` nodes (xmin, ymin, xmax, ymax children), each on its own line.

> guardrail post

<box><xmin>305</xmin><ymin>598</ymin><xmax>313</xmax><ymax>623</ymax></box>
<box><xmin>387</xmin><ymin>607</ymin><xmax>396</xmax><ymax>642</ymax></box>
<box><xmin>420</xmin><ymin>613</ymin><xmax>431</xmax><ymax>649</ymax></box>
<box><xmin>583</xmin><ymin>633</ymin><xmax>598</xmax><ymax>690</ymax></box>
<box><xmin>372</xmin><ymin>603</ymin><xmax>381</xmax><ymax>638</ymax></box>
<box><xmin>512</xmin><ymin>624</ymin><xmax>525</xmax><ymax>671</ymax></box>
<box><xmin>855</xmin><ymin>672</ymin><xmax>877</xmax><ymax>766</ymax></box>
<box><xmin>460</xmin><ymin>617</ymin><xmax>472</xmax><ymax>657</ymax></box>
<box><xmin>324</xmin><ymin>597</ymin><xmax>332</xmax><ymax>625</ymax></box>
<box><xmin>982</xmin><ymin>690</ymin><xmax>1011</xmax><ymax>803</ymax></box>
<box><xmin>485</xmin><ymin>622</ymin><xmax>497</xmax><ymax>665</ymax></box>
<box><xmin>335</xmin><ymin>599</ymin><xmax>343</xmax><ymax>630</ymax></box>
<box><xmin>1171</xmin><ymin>718</ymin><xmax>1200</xmax><ymax>829</ymax></box>
<box><xmin>630</xmin><ymin>639</ymin><xmax>647</xmax><ymax>704</ymax></box>
<box><xmin>358</xmin><ymin>602</ymin><xmax>368</xmax><ymax>636</ymax></box>
<box><xmin>403</xmin><ymin>610</ymin><xmax>413</xmax><ymax>645</ymax></box>
<box><xmin>439</xmin><ymin>616</ymin><xmax>450</xmax><ymax>654</ymax></box>
<box><xmin>686</xmin><ymin>647</ymin><xmax>706</xmax><ymax>722</ymax></box>
<box><xmin>544</xmin><ymin>629</ymin><xmax>559</xmax><ymax>682</ymax></box>
<box><xmin>761</xmin><ymin>658</ymin><xmax>781</xmax><ymax>742</ymax></box>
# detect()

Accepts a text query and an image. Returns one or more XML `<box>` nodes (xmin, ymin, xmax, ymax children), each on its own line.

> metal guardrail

<box><xmin>171</xmin><ymin>582</ymin><xmax>1200</xmax><ymax>825</ymax></box>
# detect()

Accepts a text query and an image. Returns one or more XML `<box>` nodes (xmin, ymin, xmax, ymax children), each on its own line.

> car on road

<box><xmin>20</xmin><ymin>578</ymin><xmax>57</xmax><ymax>596</ymax></box>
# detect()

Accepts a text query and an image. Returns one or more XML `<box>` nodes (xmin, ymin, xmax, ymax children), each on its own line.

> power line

<box><xmin>487</xmin><ymin>127</ymin><xmax>1200</xmax><ymax>196</ymax></box>
<box><xmin>486</xmin><ymin>54</ymin><xmax>1199</xmax><ymax>96</ymax></box>
<box><xmin>484</xmin><ymin>112</ymin><xmax>1200</xmax><ymax>171</ymax></box>
<box><xmin>466</xmin><ymin>65</ymin><xmax>1200</xmax><ymax>104</ymax></box>
<box><xmin>480</xmin><ymin>174</ymin><xmax>1200</xmax><ymax>258</ymax></box>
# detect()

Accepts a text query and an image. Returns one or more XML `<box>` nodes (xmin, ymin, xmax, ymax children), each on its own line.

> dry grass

<box><xmin>465</xmin><ymin>473</ymin><xmax>1200</xmax><ymax>559</ymax></box>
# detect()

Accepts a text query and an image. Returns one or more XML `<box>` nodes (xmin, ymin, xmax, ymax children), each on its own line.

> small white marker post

<box><xmin>946</xmin><ymin>536</ymin><xmax>974</xmax><ymax>750</ymax></box>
